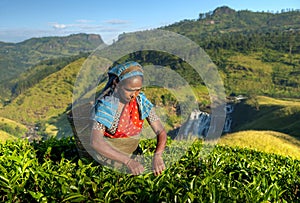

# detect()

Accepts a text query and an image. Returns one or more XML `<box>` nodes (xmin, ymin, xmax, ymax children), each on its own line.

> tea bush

<box><xmin>0</xmin><ymin>137</ymin><xmax>299</xmax><ymax>202</ymax></box>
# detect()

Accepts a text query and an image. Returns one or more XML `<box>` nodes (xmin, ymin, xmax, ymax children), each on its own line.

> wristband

<box><xmin>125</xmin><ymin>158</ymin><xmax>132</xmax><ymax>166</ymax></box>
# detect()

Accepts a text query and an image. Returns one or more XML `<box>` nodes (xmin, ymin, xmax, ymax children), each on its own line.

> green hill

<box><xmin>0</xmin><ymin>58</ymin><xmax>84</xmax><ymax>123</ymax></box>
<box><xmin>164</xmin><ymin>6</ymin><xmax>300</xmax><ymax>45</ymax></box>
<box><xmin>0</xmin><ymin>53</ymin><xmax>90</xmax><ymax>102</ymax></box>
<box><xmin>219</xmin><ymin>130</ymin><xmax>300</xmax><ymax>159</ymax></box>
<box><xmin>0</xmin><ymin>33</ymin><xmax>105</xmax><ymax>83</ymax></box>
<box><xmin>231</xmin><ymin>96</ymin><xmax>300</xmax><ymax>137</ymax></box>
<box><xmin>0</xmin><ymin>130</ymin><xmax>16</xmax><ymax>142</ymax></box>
<box><xmin>161</xmin><ymin>6</ymin><xmax>300</xmax><ymax>98</ymax></box>
<box><xmin>0</xmin><ymin>57</ymin><xmax>87</xmax><ymax>139</ymax></box>
<box><xmin>0</xmin><ymin>117</ymin><xmax>27</xmax><ymax>141</ymax></box>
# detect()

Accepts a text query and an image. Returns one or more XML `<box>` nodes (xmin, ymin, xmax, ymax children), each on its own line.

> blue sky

<box><xmin>0</xmin><ymin>0</ymin><xmax>299</xmax><ymax>44</ymax></box>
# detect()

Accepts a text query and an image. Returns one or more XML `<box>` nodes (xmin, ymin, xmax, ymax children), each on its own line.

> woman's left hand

<box><xmin>152</xmin><ymin>153</ymin><xmax>165</xmax><ymax>176</ymax></box>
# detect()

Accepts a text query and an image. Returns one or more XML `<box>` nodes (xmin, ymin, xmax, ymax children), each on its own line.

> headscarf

<box><xmin>108</xmin><ymin>61</ymin><xmax>144</xmax><ymax>81</ymax></box>
<box><xmin>94</xmin><ymin>61</ymin><xmax>153</xmax><ymax>129</ymax></box>
<box><xmin>95</xmin><ymin>61</ymin><xmax>144</xmax><ymax>100</ymax></box>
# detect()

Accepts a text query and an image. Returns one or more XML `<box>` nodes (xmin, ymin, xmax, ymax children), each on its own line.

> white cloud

<box><xmin>52</xmin><ymin>23</ymin><xmax>67</xmax><ymax>29</ymax></box>
<box><xmin>0</xmin><ymin>18</ymin><xmax>133</xmax><ymax>44</ymax></box>
<box><xmin>104</xmin><ymin>19</ymin><xmax>130</xmax><ymax>25</ymax></box>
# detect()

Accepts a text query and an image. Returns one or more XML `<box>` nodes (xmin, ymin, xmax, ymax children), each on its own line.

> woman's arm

<box><xmin>90</xmin><ymin>121</ymin><xmax>144</xmax><ymax>175</ymax></box>
<box><xmin>150</xmin><ymin>120</ymin><xmax>167</xmax><ymax>154</ymax></box>
<box><xmin>147</xmin><ymin>110</ymin><xmax>167</xmax><ymax>176</ymax></box>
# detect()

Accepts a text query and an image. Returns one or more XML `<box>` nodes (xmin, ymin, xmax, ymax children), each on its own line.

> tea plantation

<box><xmin>0</xmin><ymin>137</ymin><xmax>299</xmax><ymax>202</ymax></box>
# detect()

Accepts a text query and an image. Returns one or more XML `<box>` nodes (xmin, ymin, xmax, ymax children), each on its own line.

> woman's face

<box><xmin>115</xmin><ymin>76</ymin><xmax>143</xmax><ymax>103</ymax></box>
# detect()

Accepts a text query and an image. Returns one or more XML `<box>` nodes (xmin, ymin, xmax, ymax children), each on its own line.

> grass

<box><xmin>225</xmin><ymin>53</ymin><xmax>274</xmax><ymax>93</ymax></box>
<box><xmin>232</xmin><ymin>95</ymin><xmax>300</xmax><ymax>137</ymax></box>
<box><xmin>219</xmin><ymin>130</ymin><xmax>300</xmax><ymax>160</ymax></box>
<box><xmin>228</xmin><ymin>53</ymin><xmax>273</xmax><ymax>74</ymax></box>
<box><xmin>223</xmin><ymin>52</ymin><xmax>300</xmax><ymax>97</ymax></box>
<box><xmin>258</xmin><ymin>96</ymin><xmax>300</xmax><ymax>107</ymax></box>
<box><xmin>0</xmin><ymin>58</ymin><xmax>85</xmax><ymax>124</ymax></box>
<box><xmin>0</xmin><ymin>130</ymin><xmax>16</xmax><ymax>143</ymax></box>
<box><xmin>0</xmin><ymin>117</ymin><xmax>28</xmax><ymax>140</ymax></box>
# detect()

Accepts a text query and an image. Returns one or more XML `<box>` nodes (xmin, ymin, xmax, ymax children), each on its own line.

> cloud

<box><xmin>0</xmin><ymin>18</ymin><xmax>133</xmax><ymax>44</ymax></box>
<box><xmin>104</xmin><ymin>19</ymin><xmax>130</xmax><ymax>25</ymax></box>
<box><xmin>51</xmin><ymin>23</ymin><xmax>67</xmax><ymax>29</ymax></box>
<box><xmin>48</xmin><ymin>19</ymin><xmax>131</xmax><ymax>34</ymax></box>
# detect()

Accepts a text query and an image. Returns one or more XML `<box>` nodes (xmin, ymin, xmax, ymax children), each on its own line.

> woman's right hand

<box><xmin>126</xmin><ymin>159</ymin><xmax>144</xmax><ymax>175</ymax></box>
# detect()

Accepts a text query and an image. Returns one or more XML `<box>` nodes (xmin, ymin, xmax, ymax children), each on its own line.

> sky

<box><xmin>0</xmin><ymin>0</ymin><xmax>299</xmax><ymax>44</ymax></box>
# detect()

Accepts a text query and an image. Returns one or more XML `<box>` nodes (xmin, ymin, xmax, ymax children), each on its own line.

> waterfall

<box><xmin>223</xmin><ymin>104</ymin><xmax>233</xmax><ymax>133</ymax></box>
<box><xmin>183</xmin><ymin>103</ymin><xmax>234</xmax><ymax>138</ymax></box>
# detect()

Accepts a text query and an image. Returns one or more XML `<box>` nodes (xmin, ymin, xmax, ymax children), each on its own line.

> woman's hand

<box><xmin>152</xmin><ymin>153</ymin><xmax>165</xmax><ymax>176</ymax></box>
<box><xmin>126</xmin><ymin>159</ymin><xmax>145</xmax><ymax>175</ymax></box>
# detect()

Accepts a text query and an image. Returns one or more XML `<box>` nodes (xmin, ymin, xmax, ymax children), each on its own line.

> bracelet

<box><xmin>125</xmin><ymin>158</ymin><xmax>132</xmax><ymax>166</ymax></box>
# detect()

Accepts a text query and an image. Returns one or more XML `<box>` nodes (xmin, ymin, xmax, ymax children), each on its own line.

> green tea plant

<box><xmin>0</xmin><ymin>137</ymin><xmax>299</xmax><ymax>202</ymax></box>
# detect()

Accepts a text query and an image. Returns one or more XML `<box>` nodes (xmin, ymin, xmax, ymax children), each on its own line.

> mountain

<box><xmin>0</xmin><ymin>53</ymin><xmax>89</xmax><ymax>102</ymax></box>
<box><xmin>0</xmin><ymin>33</ymin><xmax>105</xmax><ymax>83</ymax></box>
<box><xmin>162</xmin><ymin>6</ymin><xmax>300</xmax><ymax>60</ymax></box>
<box><xmin>0</xmin><ymin>57</ymin><xmax>86</xmax><ymax>138</ymax></box>
<box><xmin>0</xmin><ymin>54</ymin><xmax>112</xmax><ymax>139</ymax></box>
<box><xmin>164</xmin><ymin>6</ymin><xmax>300</xmax><ymax>38</ymax></box>
<box><xmin>1</xmin><ymin>6</ymin><xmax>300</xmax><ymax>142</ymax></box>
<box><xmin>0</xmin><ymin>116</ymin><xmax>27</xmax><ymax>141</ymax></box>
<box><xmin>159</xmin><ymin>6</ymin><xmax>300</xmax><ymax>98</ymax></box>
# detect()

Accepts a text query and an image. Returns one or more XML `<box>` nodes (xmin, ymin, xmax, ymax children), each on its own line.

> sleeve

<box><xmin>92</xmin><ymin>121</ymin><xmax>106</xmax><ymax>131</ymax></box>
<box><xmin>146</xmin><ymin>108</ymin><xmax>160</xmax><ymax>124</ymax></box>
<box><xmin>93</xmin><ymin>95</ymin><xmax>118</xmax><ymax>128</ymax></box>
<box><xmin>136</xmin><ymin>92</ymin><xmax>153</xmax><ymax>119</ymax></box>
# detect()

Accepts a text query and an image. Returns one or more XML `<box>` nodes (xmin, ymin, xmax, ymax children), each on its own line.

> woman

<box><xmin>91</xmin><ymin>61</ymin><xmax>167</xmax><ymax>176</ymax></box>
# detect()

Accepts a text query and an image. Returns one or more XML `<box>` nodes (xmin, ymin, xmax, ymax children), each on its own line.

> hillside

<box><xmin>222</xmin><ymin>52</ymin><xmax>300</xmax><ymax>97</ymax></box>
<box><xmin>231</xmin><ymin>96</ymin><xmax>300</xmax><ymax>137</ymax></box>
<box><xmin>161</xmin><ymin>6</ymin><xmax>300</xmax><ymax>98</ymax></box>
<box><xmin>219</xmin><ymin>130</ymin><xmax>300</xmax><ymax>160</ymax></box>
<box><xmin>0</xmin><ymin>58</ymin><xmax>87</xmax><ymax>139</ymax></box>
<box><xmin>0</xmin><ymin>53</ymin><xmax>90</xmax><ymax>102</ymax></box>
<box><xmin>0</xmin><ymin>33</ymin><xmax>105</xmax><ymax>83</ymax></box>
<box><xmin>113</xmin><ymin>17</ymin><xmax>300</xmax><ymax>99</ymax></box>
<box><xmin>0</xmin><ymin>117</ymin><xmax>27</xmax><ymax>142</ymax></box>
<box><xmin>164</xmin><ymin>6</ymin><xmax>300</xmax><ymax>43</ymax></box>
<box><xmin>0</xmin><ymin>130</ymin><xmax>16</xmax><ymax>142</ymax></box>
<box><xmin>0</xmin><ymin>117</ymin><xmax>27</xmax><ymax>138</ymax></box>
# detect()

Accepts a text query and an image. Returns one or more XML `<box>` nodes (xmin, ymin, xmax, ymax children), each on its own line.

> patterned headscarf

<box><xmin>108</xmin><ymin>61</ymin><xmax>143</xmax><ymax>81</ymax></box>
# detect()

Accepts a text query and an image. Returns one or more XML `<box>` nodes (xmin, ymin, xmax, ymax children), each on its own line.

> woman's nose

<box><xmin>131</xmin><ymin>91</ymin><xmax>139</xmax><ymax>98</ymax></box>
<box><xmin>130</xmin><ymin>92</ymin><xmax>135</xmax><ymax>98</ymax></box>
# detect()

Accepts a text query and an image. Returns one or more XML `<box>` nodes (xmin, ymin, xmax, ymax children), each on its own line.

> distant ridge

<box><xmin>165</xmin><ymin>6</ymin><xmax>300</xmax><ymax>35</ymax></box>
<box><xmin>0</xmin><ymin>33</ymin><xmax>105</xmax><ymax>83</ymax></box>
<box><xmin>212</xmin><ymin>6</ymin><xmax>236</xmax><ymax>16</ymax></box>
